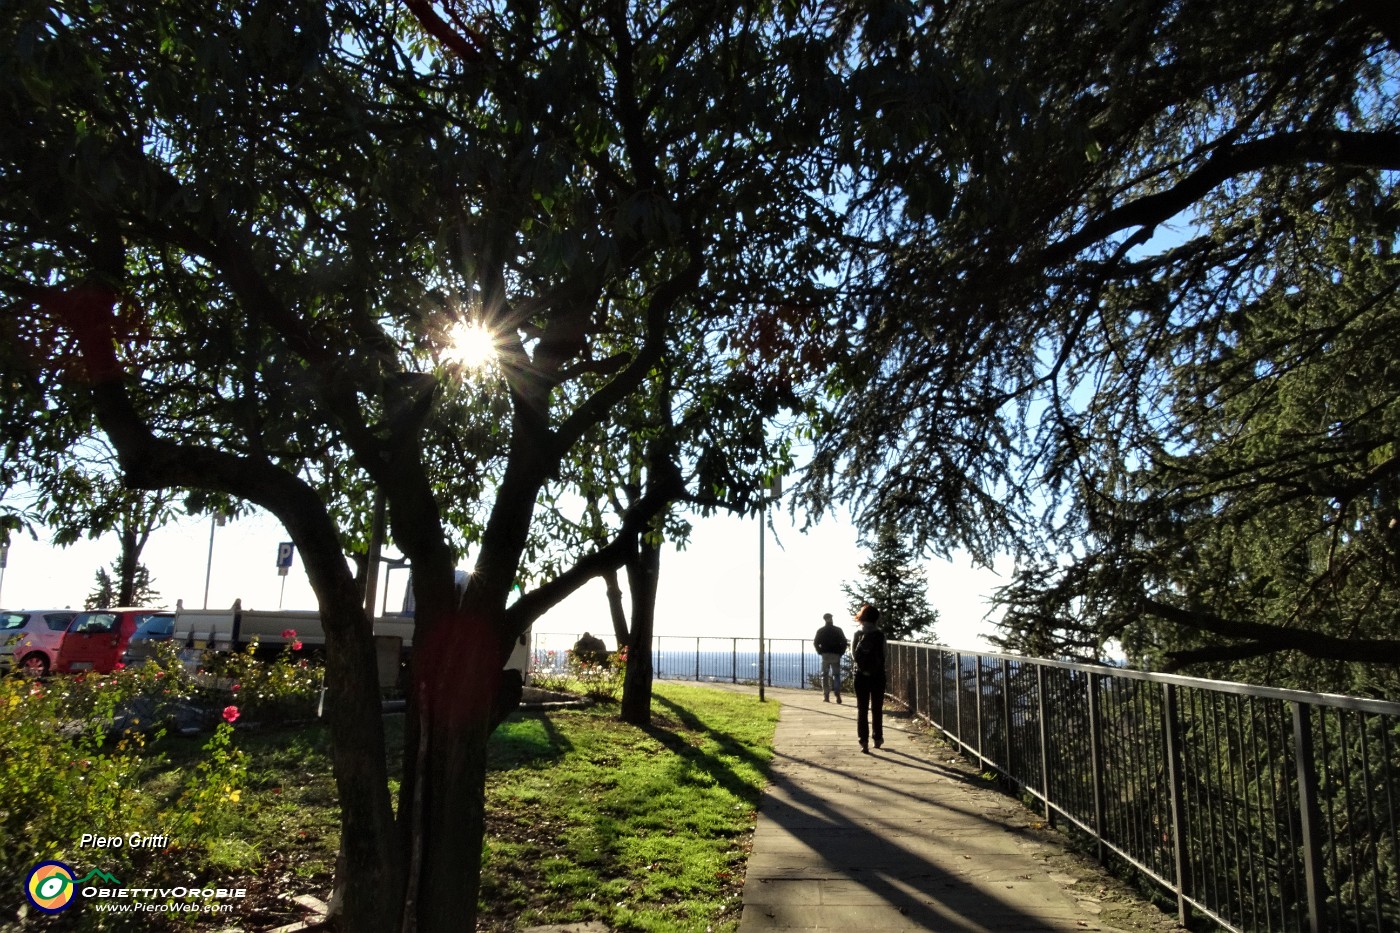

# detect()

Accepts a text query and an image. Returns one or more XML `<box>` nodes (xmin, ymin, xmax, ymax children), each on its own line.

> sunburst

<box><xmin>441</xmin><ymin>319</ymin><xmax>499</xmax><ymax>371</ymax></box>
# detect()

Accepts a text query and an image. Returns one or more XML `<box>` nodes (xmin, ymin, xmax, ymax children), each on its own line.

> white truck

<box><xmin>171</xmin><ymin>603</ymin><xmax>529</xmax><ymax>690</ymax></box>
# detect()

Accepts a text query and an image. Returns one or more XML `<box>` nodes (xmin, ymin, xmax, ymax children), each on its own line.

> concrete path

<box><xmin>734</xmin><ymin>686</ymin><xmax>1168</xmax><ymax>933</ymax></box>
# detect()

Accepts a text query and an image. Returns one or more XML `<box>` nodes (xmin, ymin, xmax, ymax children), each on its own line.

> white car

<box><xmin>2</xmin><ymin>609</ymin><xmax>78</xmax><ymax>675</ymax></box>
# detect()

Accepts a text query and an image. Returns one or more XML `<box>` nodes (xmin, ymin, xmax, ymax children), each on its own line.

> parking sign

<box><xmin>276</xmin><ymin>542</ymin><xmax>294</xmax><ymax>576</ymax></box>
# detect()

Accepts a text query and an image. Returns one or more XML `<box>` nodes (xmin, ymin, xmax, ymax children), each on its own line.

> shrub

<box><xmin>0</xmin><ymin>641</ymin><xmax>321</xmax><ymax>912</ymax></box>
<box><xmin>529</xmin><ymin>648</ymin><xmax>628</xmax><ymax>700</ymax></box>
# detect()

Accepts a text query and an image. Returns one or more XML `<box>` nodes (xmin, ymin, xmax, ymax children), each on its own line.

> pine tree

<box><xmin>842</xmin><ymin>528</ymin><xmax>938</xmax><ymax>642</ymax></box>
<box><xmin>86</xmin><ymin>562</ymin><xmax>160</xmax><ymax>609</ymax></box>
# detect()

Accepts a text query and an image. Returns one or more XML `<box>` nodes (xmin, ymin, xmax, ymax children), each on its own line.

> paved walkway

<box><xmin>733</xmin><ymin>686</ymin><xmax>1173</xmax><ymax>933</ymax></box>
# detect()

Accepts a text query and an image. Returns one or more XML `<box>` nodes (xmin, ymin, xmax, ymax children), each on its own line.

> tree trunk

<box><xmin>396</xmin><ymin>594</ymin><xmax>504</xmax><ymax>932</ymax></box>
<box><xmin>619</xmin><ymin>537</ymin><xmax>660</xmax><ymax>726</ymax></box>
<box><xmin>307</xmin><ymin>563</ymin><xmax>403</xmax><ymax>932</ymax></box>
<box><xmin>117</xmin><ymin>526</ymin><xmax>139</xmax><ymax>605</ymax></box>
<box><xmin>604</xmin><ymin>568</ymin><xmax>630</xmax><ymax>649</ymax></box>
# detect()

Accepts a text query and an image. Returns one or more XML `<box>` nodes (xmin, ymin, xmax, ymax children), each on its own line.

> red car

<box><xmin>14</xmin><ymin>608</ymin><xmax>171</xmax><ymax>676</ymax></box>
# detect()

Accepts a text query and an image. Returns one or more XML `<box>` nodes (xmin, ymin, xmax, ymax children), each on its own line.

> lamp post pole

<box><xmin>202</xmin><ymin>514</ymin><xmax>226</xmax><ymax>609</ymax></box>
<box><xmin>759</xmin><ymin>499</ymin><xmax>766</xmax><ymax>702</ymax></box>
<box><xmin>758</xmin><ymin>476</ymin><xmax>782</xmax><ymax>703</ymax></box>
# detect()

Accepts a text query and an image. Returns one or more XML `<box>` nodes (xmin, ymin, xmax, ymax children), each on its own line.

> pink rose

<box><xmin>222</xmin><ymin>705</ymin><xmax>240</xmax><ymax>723</ymax></box>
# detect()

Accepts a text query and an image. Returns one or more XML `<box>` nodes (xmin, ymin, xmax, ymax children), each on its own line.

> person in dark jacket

<box><xmin>813</xmin><ymin>613</ymin><xmax>849</xmax><ymax>703</ymax></box>
<box><xmin>850</xmin><ymin>603</ymin><xmax>886</xmax><ymax>753</ymax></box>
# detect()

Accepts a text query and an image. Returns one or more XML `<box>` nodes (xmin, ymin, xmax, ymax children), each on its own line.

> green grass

<box><xmin>478</xmin><ymin>683</ymin><xmax>779</xmax><ymax>931</ymax></box>
<box><xmin>119</xmin><ymin>682</ymin><xmax>776</xmax><ymax>931</ymax></box>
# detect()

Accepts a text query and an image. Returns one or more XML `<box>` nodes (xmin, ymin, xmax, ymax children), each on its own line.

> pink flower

<box><xmin>113</xmin><ymin>662</ymin><xmax>125</xmax><ymax>670</ymax></box>
<box><xmin>292</xmin><ymin>640</ymin><xmax>303</xmax><ymax>651</ymax></box>
<box><xmin>231</xmin><ymin>683</ymin><xmax>240</xmax><ymax>692</ymax></box>
<box><xmin>281</xmin><ymin>628</ymin><xmax>297</xmax><ymax>641</ymax></box>
<box><xmin>222</xmin><ymin>705</ymin><xmax>240</xmax><ymax>723</ymax></box>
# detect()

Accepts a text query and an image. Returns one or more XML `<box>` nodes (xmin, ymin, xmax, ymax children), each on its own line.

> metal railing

<box><xmin>529</xmin><ymin>632</ymin><xmax>816</xmax><ymax>689</ymax></box>
<box><xmin>887</xmin><ymin>642</ymin><xmax>1400</xmax><ymax>933</ymax></box>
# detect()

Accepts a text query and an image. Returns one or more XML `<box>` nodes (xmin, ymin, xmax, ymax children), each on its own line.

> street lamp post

<box><xmin>202</xmin><ymin>513</ymin><xmax>227</xmax><ymax>609</ymax></box>
<box><xmin>758</xmin><ymin>475</ymin><xmax>782</xmax><ymax>702</ymax></box>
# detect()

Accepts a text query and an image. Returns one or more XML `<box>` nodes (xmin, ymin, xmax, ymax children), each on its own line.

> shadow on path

<box><xmin>737</xmin><ymin>688</ymin><xmax>1125</xmax><ymax>932</ymax></box>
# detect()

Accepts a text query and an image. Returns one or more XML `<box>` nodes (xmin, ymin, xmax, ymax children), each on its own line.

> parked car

<box><xmin>27</xmin><ymin>609</ymin><xmax>172</xmax><ymax>676</ymax></box>
<box><xmin>3</xmin><ymin>609</ymin><xmax>77</xmax><ymax>675</ymax></box>
<box><xmin>121</xmin><ymin>613</ymin><xmax>176</xmax><ymax>664</ymax></box>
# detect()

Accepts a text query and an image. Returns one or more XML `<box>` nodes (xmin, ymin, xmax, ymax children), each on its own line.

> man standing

<box><xmin>851</xmin><ymin>603</ymin><xmax>886</xmax><ymax>753</ymax></box>
<box><xmin>813</xmin><ymin>612</ymin><xmax>849</xmax><ymax>703</ymax></box>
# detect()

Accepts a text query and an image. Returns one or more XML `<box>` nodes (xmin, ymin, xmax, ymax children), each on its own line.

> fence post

<box><xmin>731</xmin><ymin>638</ymin><xmax>737</xmax><ymax>683</ymax></box>
<box><xmin>1001</xmin><ymin>659</ymin><xmax>1014</xmax><ymax>777</ymax></box>
<box><xmin>1088</xmin><ymin>671</ymin><xmax>1107</xmax><ymax>863</ymax></box>
<box><xmin>907</xmin><ymin>645</ymin><xmax>916</xmax><ymax>711</ymax></box>
<box><xmin>1162</xmin><ymin>683</ymin><xmax>1191</xmax><ymax>926</ymax></box>
<box><xmin>695</xmin><ymin>636</ymin><xmax>700</xmax><ymax>681</ymax></box>
<box><xmin>916</xmin><ymin>646</ymin><xmax>925</xmax><ymax>719</ymax></box>
<box><xmin>939</xmin><ymin>649</ymin><xmax>947</xmax><ymax>730</ymax></box>
<box><xmin>954</xmin><ymin>653</ymin><xmax>963</xmax><ymax>745</ymax></box>
<box><xmin>1292</xmin><ymin>701</ymin><xmax>1326</xmax><ymax>933</ymax></box>
<box><xmin>975</xmin><ymin>655</ymin><xmax>986</xmax><ymax>766</ymax></box>
<box><xmin>1037</xmin><ymin>664</ymin><xmax>1053</xmax><ymax>826</ymax></box>
<box><xmin>801</xmin><ymin>643</ymin><xmax>806</xmax><ymax>690</ymax></box>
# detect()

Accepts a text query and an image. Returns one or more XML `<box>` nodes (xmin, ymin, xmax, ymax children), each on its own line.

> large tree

<box><xmin>0</xmin><ymin>2</ymin><xmax>846</xmax><ymax>929</ymax></box>
<box><xmin>802</xmin><ymin>0</ymin><xmax>1400</xmax><ymax>684</ymax></box>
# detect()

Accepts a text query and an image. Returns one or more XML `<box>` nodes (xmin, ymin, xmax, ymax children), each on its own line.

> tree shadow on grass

<box><xmin>645</xmin><ymin>693</ymin><xmax>773</xmax><ymax>805</ymax></box>
<box><xmin>489</xmin><ymin>710</ymin><xmax>574</xmax><ymax>771</ymax></box>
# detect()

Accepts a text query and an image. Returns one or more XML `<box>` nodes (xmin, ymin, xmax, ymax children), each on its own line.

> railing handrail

<box><xmin>889</xmin><ymin>640</ymin><xmax>1400</xmax><ymax>716</ymax></box>
<box><xmin>886</xmin><ymin>641</ymin><xmax>1400</xmax><ymax>933</ymax></box>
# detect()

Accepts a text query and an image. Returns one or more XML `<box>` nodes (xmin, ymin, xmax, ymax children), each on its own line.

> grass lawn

<box><xmin>479</xmin><ymin>683</ymin><xmax>778</xmax><ymax>931</ymax></box>
<box><xmin>131</xmin><ymin>681</ymin><xmax>777</xmax><ymax>931</ymax></box>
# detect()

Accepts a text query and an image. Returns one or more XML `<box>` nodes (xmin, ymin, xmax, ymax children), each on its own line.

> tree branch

<box><xmin>504</xmin><ymin>457</ymin><xmax>685</xmax><ymax>637</ymax></box>
<box><xmin>1046</xmin><ymin>130</ymin><xmax>1400</xmax><ymax>264</ymax></box>
<box><xmin>403</xmin><ymin>0</ymin><xmax>488</xmax><ymax>63</ymax></box>
<box><xmin>1145</xmin><ymin>598</ymin><xmax>1400</xmax><ymax>667</ymax></box>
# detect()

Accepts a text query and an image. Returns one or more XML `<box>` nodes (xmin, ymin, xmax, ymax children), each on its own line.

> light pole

<box><xmin>758</xmin><ymin>475</ymin><xmax>782</xmax><ymax>702</ymax></box>
<box><xmin>202</xmin><ymin>513</ymin><xmax>227</xmax><ymax>609</ymax></box>
<box><xmin>0</xmin><ymin>541</ymin><xmax>9</xmax><ymax>607</ymax></box>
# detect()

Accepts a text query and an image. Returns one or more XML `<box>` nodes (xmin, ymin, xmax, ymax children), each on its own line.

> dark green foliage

<box><xmin>85</xmin><ymin>562</ymin><xmax>159</xmax><ymax>609</ymax></box>
<box><xmin>802</xmin><ymin>0</ymin><xmax>1400</xmax><ymax>685</ymax></box>
<box><xmin>0</xmin><ymin>3</ymin><xmax>858</xmax><ymax>929</ymax></box>
<box><xmin>842</xmin><ymin>526</ymin><xmax>938</xmax><ymax>642</ymax></box>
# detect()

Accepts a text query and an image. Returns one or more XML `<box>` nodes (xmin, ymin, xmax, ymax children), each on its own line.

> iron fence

<box><xmin>887</xmin><ymin>642</ymin><xmax>1400</xmax><ymax>933</ymax></box>
<box><xmin>529</xmin><ymin>632</ymin><xmax>816</xmax><ymax>689</ymax></box>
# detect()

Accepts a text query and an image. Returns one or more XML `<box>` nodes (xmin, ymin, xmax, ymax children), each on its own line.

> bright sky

<box><xmin>0</xmin><ymin>503</ymin><xmax>1006</xmax><ymax>651</ymax></box>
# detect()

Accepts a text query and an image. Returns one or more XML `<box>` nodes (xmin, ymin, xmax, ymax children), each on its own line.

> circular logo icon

<box><xmin>25</xmin><ymin>861</ymin><xmax>77</xmax><ymax>913</ymax></box>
